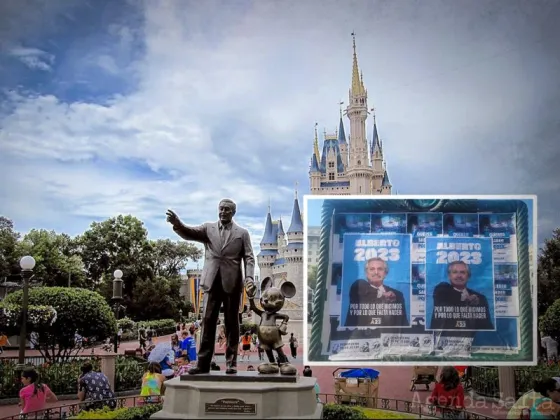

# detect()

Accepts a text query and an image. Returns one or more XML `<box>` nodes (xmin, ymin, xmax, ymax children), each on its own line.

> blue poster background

<box><xmin>425</xmin><ymin>237</ymin><xmax>495</xmax><ymax>331</ymax></box>
<box><xmin>340</xmin><ymin>233</ymin><xmax>412</xmax><ymax>327</ymax></box>
<box><xmin>473</xmin><ymin>318</ymin><xmax>519</xmax><ymax>348</ymax></box>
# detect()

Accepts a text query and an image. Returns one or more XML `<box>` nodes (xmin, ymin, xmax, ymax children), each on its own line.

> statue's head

<box><xmin>218</xmin><ymin>199</ymin><xmax>236</xmax><ymax>224</ymax></box>
<box><xmin>259</xmin><ymin>277</ymin><xmax>296</xmax><ymax>314</ymax></box>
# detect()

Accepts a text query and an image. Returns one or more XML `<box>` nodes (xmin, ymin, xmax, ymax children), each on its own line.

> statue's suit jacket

<box><xmin>173</xmin><ymin>221</ymin><xmax>255</xmax><ymax>294</ymax></box>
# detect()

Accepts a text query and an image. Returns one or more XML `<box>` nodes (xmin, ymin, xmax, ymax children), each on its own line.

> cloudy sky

<box><xmin>0</xmin><ymin>0</ymin><xmax>558</xmax><ymax>268</ymax></box>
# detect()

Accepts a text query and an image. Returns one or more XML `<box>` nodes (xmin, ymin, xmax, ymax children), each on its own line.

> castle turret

<box><xmin>257</xmin><ymin>206</ymin><xmax>277</xmax><ymax>280</ymax></box>
<box><xmin>338</xmin><ymin>104</ymin><xmax>348</xmax><ymax>169</ymax></box>
<box><xmin>380</xmin><ymin>163</ymin><xmax>392</xmax><ymax>195</ymax></box>
<box><xmin>309</xmin><ymin>124</ymin><xmax>322</xmax><ymax>193</ymax></box>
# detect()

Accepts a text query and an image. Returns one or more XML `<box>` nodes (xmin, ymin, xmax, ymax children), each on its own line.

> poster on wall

<box><xmin>304</xmin><ymin>195</ymin><xmax>536</xmax><ymax>365</ymax></box>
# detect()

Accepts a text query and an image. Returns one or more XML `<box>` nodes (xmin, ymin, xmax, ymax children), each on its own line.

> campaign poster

<box><xmin>334</xmin><ymin>213</ymin><xmax>372</xmax><ymax>243</ymax></box>
<box><xmin>411</xmin><ymin>264</ymin><xmax>426</xmax><ymax>316</ymax></box>
<box><xmin>329</xmin><ymin>339</ymin><xmax>384</xmax><ymax>361</ymax></box>
<box><xmin>472</xmin><ymin>318</ymin><xmax>520</xmax><ymax>353</ymax></box>
<box><xmin>494</xmin><ymin>264</ymin><xmax>519</xmax><ymax>317</ymax></box>
<box><xmin>408</xmin><ymin>213</ymin><xmax>443</xmax><ymax>264</ymax></box>
<box><xmin>434</xmin><ymin>333</ymin><xmax>474</xmax><ymax>358</ymax></box>
<box><xmin>371</xmin><ymin>214</ymin><xmax>407</xmax><ymax>234</ymax></box>
<box><xmin>479</xmin><ymin>213</ymin><xmax>517</xmax><ymax>263</ymax></box>
<box><xmin>443</xmin><ymin>213</ymin><xmax>479</xmax><ymax>237</ymax></box>
<box><xmin>381</xmin><ymin>332</ymin><xmax>434</xmax><ymax>355</ymax></box>
<box><xmin>425</xmin><ymin>237</ymin><xmax>496</xmax><ymax>332</ymax></box>
<box><xmin>339</xmin><ymin>233</ymin><xmax>412</xmax><ymax>329</ymax></box>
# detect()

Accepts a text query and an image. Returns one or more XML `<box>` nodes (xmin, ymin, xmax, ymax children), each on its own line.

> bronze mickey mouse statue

<box><xmin>246</xmin><ymin>276</ymin><xmax>297</xmax><ymax>375</ymax></box>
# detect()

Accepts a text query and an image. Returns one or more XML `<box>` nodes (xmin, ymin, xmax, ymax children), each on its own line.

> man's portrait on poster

<box><xmin>345</xmin><ymin>257</ymin><xmax>409</xmax><ymax>328</ymax></box>
<box><xmin>429</xmin><ymin>260</ymin><xmax>494</xmax><ymax>331</ymax></box>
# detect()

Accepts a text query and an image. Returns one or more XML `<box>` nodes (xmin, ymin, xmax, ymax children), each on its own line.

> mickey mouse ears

<box><xmin>260</xmin><ymin>276</ymin><xmax>296</xmax><ymax>298</ymax></box>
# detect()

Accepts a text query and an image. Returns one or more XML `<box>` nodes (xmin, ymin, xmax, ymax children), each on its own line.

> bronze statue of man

<box><xmin>166</xmin><ymin>199</ymin><xmax>256</xmax><ymax>374</ymax></box>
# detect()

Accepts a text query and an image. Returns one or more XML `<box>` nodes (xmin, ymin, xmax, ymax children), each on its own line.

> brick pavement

<box><xmin>0</xmin><ymin>337</ymin><xmax>507</xmax><ymax>419</ymax></box>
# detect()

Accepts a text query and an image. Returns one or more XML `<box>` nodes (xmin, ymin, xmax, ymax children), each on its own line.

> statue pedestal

<box><xmin>151</xmin><ymin>372</ymin><xmax>323</xmax><ymax>419</ymax></box>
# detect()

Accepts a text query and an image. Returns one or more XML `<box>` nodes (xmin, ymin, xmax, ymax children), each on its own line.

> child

<box><xmin>140</xmin><ymin>363</ymin><xmax>166</xmax><ymax>405</ymax></box>
<box><xmin>19</xmin><ymin>368</ymin><xmax>58</xmax><ymax>416</ymax></box>
<box><xmin>0</xmin><ymin>332</ymin><xmax>10</xmax><ymax>354</ymax></box>
<box><xmin>303</xmin><ymin>366</ymin><xmax>320</xmax><ymax>402</ymax></box>
<box><xmin>428</xmin><ymin>366</ymin><xmax>465</xmax><ymax>418</ymax></box>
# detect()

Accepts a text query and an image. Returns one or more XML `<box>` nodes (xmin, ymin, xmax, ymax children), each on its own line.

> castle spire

<box><xmin>287</xmin><ymin>194</ymin><xmax>303</xmax><ymax>234</ymax></box>
<box><xmin>351</xmin><ymin>32</ymin><xmax>365</xmax><ymax>97</ymax></box>
<box><xmin>313</xmin><ymin>123</ymin><xmax>320</xmax><ymax>163</ymax></box>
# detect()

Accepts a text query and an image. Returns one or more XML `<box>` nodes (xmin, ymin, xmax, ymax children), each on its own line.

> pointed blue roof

<box><xmin>337</xmin><ymin>117</ymin><xmax>346</xmax><ymax>144</ymax></box>
<box><xmin>287</xmin><ymin>198</ymin><xmax>303</xmax><ymax>234</ymax></box>
<box><xmin>271</xmin><ymin>221</ymin><xmax>279</xmax><ymax>241</ymax></box>
<box><xmin>382</xmin><ymin>170</ymin><xmax>391</xmax><ymax>187</ymax></box>
<box><xmin>278</xmin><ymin>218</ymin><xmax>285</xmax><ymax>236</ymax></box>
<box><xmin>260</xmin><ymin>211</ymin><xmax>277</xmax><ymax>244</ymax></box>
<box><xmin>309</xmin><ymin>154</ymin><xmax>319</xmax><ymax>172</ymax></box>
<box><xmin>319</xmin><ymin>139</ymin><xmax>345</xmax><ymax>174</ymax></box>
<box><xmin>372</xmin><ymin>121</ymin><xmax>381</xmax><ymax>152</ymax></box>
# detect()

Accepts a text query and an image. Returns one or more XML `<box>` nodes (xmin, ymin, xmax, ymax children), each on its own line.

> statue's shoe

<box><xmin>188</xmin><ymin>366</ymin><xmax>210</xmax><ymax>375</ymax></box>
<box><xmin>258</xmin><ymin>363</ymin><xmax>280</xmax><ymax>374</ymax></box>
<box><xmin>279</xmin><ymin>363</ymin><xmax>297</xmax><ymax>376</ymax></box>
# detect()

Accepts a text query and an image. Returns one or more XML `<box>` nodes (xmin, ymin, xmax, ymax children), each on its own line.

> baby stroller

<box><xmin>410</xmin><ymin>366</ymin><xmax>438</xmax><ymax>391</ymax></box>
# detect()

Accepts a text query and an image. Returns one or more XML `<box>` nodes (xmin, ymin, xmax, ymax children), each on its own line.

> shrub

<box><xmin>136</xmin><ymin>319</ymin><xmax>176</xmax><ymax>335</ymax></box>
<box><xmin>4</xmin><ymin>287</ymin><xmax>115</xmax><ymax>362</ymax></box>
<box><xmin>322</xmin><ymin>404</ymin><xmax>368</xmax><ymax>419</ymax></box>
<box><xmin>0</xmin><ymin>303</ymin><xmax>58</xmax><ymax>331</ymax></box>
<box><xmin>0</xmin><ymin>357</ymin><xmax>101</xmax><ymax>399</ymax></box>
<box><xmin>72</xmin><ymin>406</ymin><xmax>127</xmax><ymax>419</ymax></box>
<box><xmin>115</xmin><ymin>403</ymin><xmax>163</xmax><ymax>419</ymax></box>
<box><xmin>241</xmin><ymin>322</ymin><xmax>257</xmax><ymax>335</ymax></box>
<box><xmin>117</xmin><ymin>317</ymin><xmax>136</xmax><ymax>333</ymax></box>
<box><xmin>540</xmin><ymin>300</ymin><xmax>560</xmax><ymax>343</ymax></box>
<box><xmin>115</xmin><ymin>355</ymin><xmax>147</xmax><ymax>392</ymax></box>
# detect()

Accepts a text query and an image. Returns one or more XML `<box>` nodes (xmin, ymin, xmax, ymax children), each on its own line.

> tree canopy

<box><xmin>537</xmin><ymin>228</ymin><xmax>560</xmax><ymax>316</ymax></box>
<box><xmin>4</xmin><ymin>287</ymin><xmax>116</xmax><ymax>361</ymax></box>
<box><xmin>0</xmin><ymin>215</ymin><xmax>201</xmax><ymax>321</ymax></box>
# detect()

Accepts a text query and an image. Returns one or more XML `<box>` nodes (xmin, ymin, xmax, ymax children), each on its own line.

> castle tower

<box><xmin>308</xmin><ymin>33</ymin><xmax>394</xmax><ymax>196</ymax></box>
<box><xmin>257</xmin><ymin>205</ymin><xmax>277</xmax><ymax>281</ymax></box>
<box><xmin>346</xmin><ymin>33</ymin><xmax>374</xmax><ymax>194</ymax></box>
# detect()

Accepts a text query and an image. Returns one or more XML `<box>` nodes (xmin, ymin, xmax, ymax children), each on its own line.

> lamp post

<box><xmin>112</xmin><ymin>269</ymin><xmax>123</xmax><ymax>354</ymax></box>
<box><xmin>17</xmin><ymin>256</ymin><xmax>36</xmax><ymax>370</ymax></box>
<box><xmin>179</xmin><ymin>309</ymin><xmax>183</xmax><ymax>324</ymax></box>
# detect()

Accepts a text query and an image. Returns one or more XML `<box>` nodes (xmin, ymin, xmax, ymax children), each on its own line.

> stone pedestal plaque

<box><xmin>151</xmin><ymin>372</ymin><xmax>323</xmax><ymax>419</ymax></box>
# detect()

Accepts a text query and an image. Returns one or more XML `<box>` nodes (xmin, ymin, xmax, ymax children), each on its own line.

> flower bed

<box><xmin>72</xmin><ymin>403</ymin><xmax>162</xmax><ymax>419</ymax></box>
<box><xmin>0</xmin><ymin>356</ymin><xmax>101</xmax><ymax>399</ymax></box>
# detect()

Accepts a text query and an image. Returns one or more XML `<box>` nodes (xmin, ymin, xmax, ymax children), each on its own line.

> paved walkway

<box><xmin>0</xmin><ymin>336</ymin><xmax>507</xmax><ymax>419</ymax></box>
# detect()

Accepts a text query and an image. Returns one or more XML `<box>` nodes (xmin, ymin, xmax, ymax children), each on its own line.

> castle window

<box><xmin>328</xmin><ymin>162</ymin><xmax>334</xmax><ymax>168</ymax></box>
<box><xmin>328</xmin><ymin>173</ymin><xmax>335</xmax><ymax>180</ymax></box>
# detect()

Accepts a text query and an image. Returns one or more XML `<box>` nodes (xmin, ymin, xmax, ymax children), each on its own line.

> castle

<box><xmin>255</xmin><ymin>193</ymin><xmax>305</xmax><ymax>338</ymax></box>
<box><xmin>309</xmin><ymin>34</ymin><xmax>392</xmax><ymax>196</ymax></box>
<box><xmin>254</xmin><ymin>35</ymin><xmax>395</xmax><ymax>340</ymax></box>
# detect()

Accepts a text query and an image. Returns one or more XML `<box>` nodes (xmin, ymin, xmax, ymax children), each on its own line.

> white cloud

<box><xmin>8</xmin><ymin>46</ymin><xmax>55</xmax><ymax>71</ymax></box>
<box><xmin>0</xmin><ymin>0</ymin><xmax>558</xmax><ymax>266</ymax></box>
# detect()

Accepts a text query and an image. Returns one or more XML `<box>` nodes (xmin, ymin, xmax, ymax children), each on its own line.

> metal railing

<box><xmin>1</xmin><ymin>393</ymin><xmax>497</xmax><ymax>420</ymax></box>
<box><xmin>472</xmin><ymin>365</ymin><xmax>560</xmax><ymax>399</ymax></box>
<box><xmin>0</xmin><ymin>395</ymin><xmax>150</xmax><ymax>420</ymax></box>
<box><xmin>318</xmin><ymin>394</ymin><xmax>495</xmax><ymax>419</ymax></box>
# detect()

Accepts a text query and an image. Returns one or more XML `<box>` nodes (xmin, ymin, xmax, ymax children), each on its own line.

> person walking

<box><xmin>19</xmin><ymin>367</ymin><xmax>58</xmax><ymax>417</ymax></box>
<box><xmin>289</xmin><ymin>333</ymin><xmax>298</xmax><ymax>359</ymax></box>
<box><xmin>117</xmin><ymin>328</ymin><xmax>123</xmax><ymax>348</ymax></box>
<box><xmin>0</xmin><ymin>332</ymin><xmax>10</xmax><ymax>354</ymax></box>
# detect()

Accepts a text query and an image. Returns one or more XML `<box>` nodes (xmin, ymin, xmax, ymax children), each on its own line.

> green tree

<box><xmin>130</xmin><ymin>276</ymin><xmax>189</xmax><ymax>321</ymax></box>
<box><xmin>4</xmin><ymin>287</ymin><xmax>116</xmax><ymax>362</ymax></box>
<box><xmin>540</xmin><ymin>299</ymin><xmax>560</xmax><ymax>343</ymax></box>
<box><xmin>537</xmin><ymin>228</ymin><xmax>560</xmax><ymax>316</ymax></box>
<box><xmin>17</xmin><ymin>229</ymin><xmax>87</xmax><ymax>288</ymax></box>
<box><xmin>308</xmin><ymin>264</ymin><xmax>318</xmax><ymax>291</ymax></box>
<box><xmin>151</xmin><ymin>239</ymin><xmax>202</xmax><ymax>279</ymax></box>
<box><xmin>77</xmin><ymin>215</ymin><xmax>154</xmax><ymax>300</ymax></box>
<box><xmin>0</xmin><ymin>216</ymin><xmax>21</xmax><ymax>280</ymax></box>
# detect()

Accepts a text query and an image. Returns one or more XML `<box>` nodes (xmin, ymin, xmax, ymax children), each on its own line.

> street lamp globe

<box><xmin>20</xmin><ymin>256</ymin><xmax>36</xmax><ymax>271</ymax></box>
<box><xmin>113</xmin><ymin>269</ymin><xmax>123</xmax><ymax>279</ymax></box>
